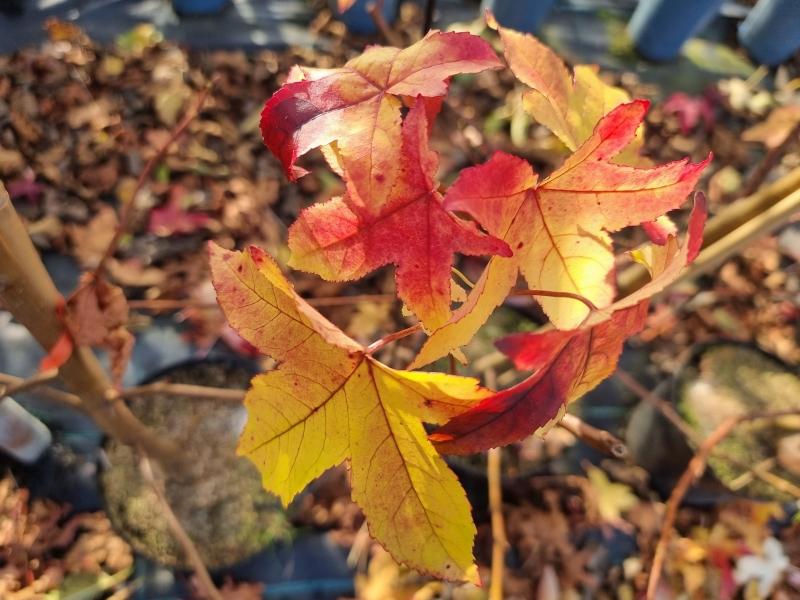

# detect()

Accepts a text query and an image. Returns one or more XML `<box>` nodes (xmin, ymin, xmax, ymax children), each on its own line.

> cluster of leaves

<box><xmin>211</xmin><ymin>17</ymin><xmax>710</xmax><ymax>580</ymax></box>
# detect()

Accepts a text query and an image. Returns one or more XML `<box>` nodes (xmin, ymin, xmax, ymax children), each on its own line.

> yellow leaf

<box><xmin>586</xmin><ymin>466</ymin><xmax>638</xmax><ymax>523</ymax></box>
<box><xmin>209</xmin><ymin>242</ymin><xmax>490</xmax><ymax>582</ymax></box>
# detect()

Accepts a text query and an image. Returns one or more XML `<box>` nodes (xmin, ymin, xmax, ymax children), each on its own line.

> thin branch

<box><xmin>423</xmin><ymin>0</ymin><xmax>436</xmax><ymax>34</ymax></box>
<box><xmin>95</xmin><ymin>82</ymin><xmax>215</xmax><ymax>280</ymax></box>
<box><xmin>484</xmin><ymin>368</ymin><xmax>506</xmax><ymax>600</ymax></box>
<box><xmin>0</xmin><ymin>369</ymin><xmax>59</xmax><ymax>398</ymax></box>
<box><xmin>138</xmin><ymin>453</ymin><xmax>222</xmax><ymax>600</ymax></box>
<box><xmin>509</xmin><ymin>288</ymin><xmax>599</xmax><ymax>312</ymax></box>
<box><xmin>646</xmin><ymin>409</ymin><xmax>800</xmax><ymax>600</ymax></box>
<box><xmin>0</xmin><ymin>373</ymin><xmax>83</xmax><ymax>411</ymax></box>
<box><xmin>366</xmin><ymin>1</ymin><xmax>403</xmax><ymax>47</ymax></box>
<box><xmin>615</xmin><ymin>369</ymin><xmax>800</xmax><ymax>499</ymax></box>
<box><xmin>113</xmin><ymin>382</ymin><xmax>245</xmax><ymax>403</ymax></box>
<box><xmin>366</xmin><ymin>323</ymin><xmax>422</xmax><ymax>355</ymax></box>
<box><xmin>559</xmin><ymin>413</ymin><xmax>627</xmax><ymax>458</ymax></box>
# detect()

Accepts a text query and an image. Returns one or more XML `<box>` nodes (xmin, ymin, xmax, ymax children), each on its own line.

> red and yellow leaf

<box><xmin>209</xmin><ymin>242</ymin><xmax>492</xmax><ymax>582</ymax></box>
<box><xmin>260</xmin><ymin>30</ymin><xmax>501</xmax><ymax>204</ymax></box>
<box><xmin>288</xmin><ymin>101</ymin><xmax>511</xmax><ymax>330</ymax></box>
<box><xmin>411</xmin><ymin>101</ymin><xmax>709</xmax><ymax>367</ymax></box>
<box><xmin>428</xmin><ymin>194</ymin><xmax>706</xmax><ymax>454</ymax></box>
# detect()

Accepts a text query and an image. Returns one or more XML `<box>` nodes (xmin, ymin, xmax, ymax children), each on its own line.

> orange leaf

<box><xmin>260</xmin><ymin>30</ymin><xmax>501</xmax><ymax>205</ymax></box>
<box><xmin>287</xmin><ymin>101</ymin><xmax>511</xmax><ymax>330</ymax></box>
<box><xmin>209</xmin><ymin>242</ymin><xmax>492</xmax><ymax>582</ymax></box>
<box><xmin>65</xmin><ymin>275</ymin><xmax>134</xmax><ymax>386</ymax></box>
<box><xmin>429</xmin><ymin>194</ymin><xmax>706</xmax><ymax>454</ymax></box>
<box><xmin>411</xmin><ymin>102</ymin><xmax>709</xmax><ymax>367</ymax></box>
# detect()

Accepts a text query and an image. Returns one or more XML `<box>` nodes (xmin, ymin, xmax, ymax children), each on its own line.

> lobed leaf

<box><xmin>288</xmin><ymin>101</ymin><xmax>511</xmax><ymax>330</ymax></box>
<box><xmin>411</xmin><ymin>101</ymin><xmax>709</xmax><ymax>368</ymax></box>
<box><xmin>260</xmin><ymin>30</ymin><xmax>501</xmax><ymax>206</ymax></box>
<box><xmin>209</xmin><ymin>242</ymin><xmax>492</xmax><ymax>582</ymax></box>
<box><xmin>428</xmin><ymin>194</ymin><xmax>707</xmax><ymax>454</ymax></box>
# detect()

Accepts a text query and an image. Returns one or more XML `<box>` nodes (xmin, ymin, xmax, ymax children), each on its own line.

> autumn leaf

<box><xmin>585</xmin><ymin>465</ymin><xmax>639</xmax><ymax>522</ymax></box>
<box><xmin>430</xmin><ymin>302</ymin><xmax>648</xmax><ymax>455</ymax></box>
<box><xmin>742</xmin><ymin>104</ymin><xmax>800</xmax><ymax>149</ymax></box>
<box><xmin>65</xmin><ymin>274</ymin><xmax>134</xmax><ymax>386</ymax></box>
<box><xmin>260</xmin><ymin>30</ymin><xmax>501</xmax><ymax>204</ymax></box>
<box><xmin>487</xmin><ymin>11</ymin><xmax>640</xmax><ymax>159</ymax></box>
<box><xmin>288</xmin><ymin>101</ymin><xmax>511</xmax><ymax>330</ymax></box>
<box><xmin>209</xmin><ymin>242</ymin><xmax>492</xmax><ymax>582</ymax></box>
<box><xmin>428</xmin><ymin>195</ymin><xmax>706</xmax><ymax>454</ymax></box>
<box><xmin>411</xmin><ymin>102</ymin><xmax>709</xmax><ymax>368</ymax></box>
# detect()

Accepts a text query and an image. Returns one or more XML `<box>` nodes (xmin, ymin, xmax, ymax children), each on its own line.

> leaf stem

<box><xmin>451</xmin><ymin>267</ymin><xmax>475</xmax><ymax>289</ymax></box>
<box><xmin>509</xmin><ymin>288</ymin><xmax>599</xmax><ymax>311</ymax></box>
<box><xmin>366</xmin><ymin>323</ymin><xmax>422</xmax><ymax>355</ymax></box>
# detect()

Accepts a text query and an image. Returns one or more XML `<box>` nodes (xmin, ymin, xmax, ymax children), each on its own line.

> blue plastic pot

<box><xmin>481</xmin><ymin>0</ymin><xmax>556</xmax><ymax>33</ymax></box>
<box><xmin>627</xmin><ymin>0</ymin><xmax>725</xmax><ymax>61</ymax></box>
<box><xmin>738</xmin><ymin>0</ymin><xmax>800</xmax><ymax>66</ymax></box>
<box><xmin>332</xmin><ymin>0</ymin><xmax>400</xmax><ymax>36</ymax></box>
<box><xmin>172</xmin><ymin>0</ymin><xmax>229</xmax><ymax>17</ymax></box>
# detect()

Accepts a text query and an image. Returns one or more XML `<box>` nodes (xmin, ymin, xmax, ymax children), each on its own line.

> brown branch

<box><xmin>366</xmin><ymin>1</ymin><xmax>403</xmax><ymax>47</ymax></box>
<box><xmin>0</xmin><ymin>185</ymin><xmax>182</xmax><ymax>465</ymax></box>
<box><xmin>615</xmin><ymin>368</ymin><xmax>800</xmax><ymax>499</ymax></box>
<box><xmin>0</xmin><ymin>369</ymin><xmax>59</xmax><ymax>398</ymax></box>
<box><xmin>138</xmin><ymin>454</ymin><xmax>222</xmax><ymax>600</ymax></box>
<box><xmin>559</xmin><ymin>413</ymin><xmax>627</xmax><ymax>458</ymax></box>
<box><xmin>366</xmin><ymin>323</ymin><xmax>422</xmax><ymax>355</ymax></box>
<box><xmin>114</xmin><ymin>382</ymin><xmax>245</xmax><ymax>403</ymax></box>
<box><xmin>484</xmin><ymin>368</ymin><xmax>506</xmax><ymax>600</ymax></box>
<box><xmin>0</xmin><ymin>373</ymin><xmax>83</xmax><ymax>411</ymax></box>
<box><xmin>646</xmin><ymin>409</ymin><xmax>800</xmax><ymax>599</ymax></box>
<box><xmin>95</xmin><ymin>82</ymin><xmax>215</xmax><ymax>281</ymax></box>
<box><xmin>741</xmin><ymin>120</ymin><xmax>800</xmax><ymax>197</ymax></box>
<box><xmin>509</xmin><ymin>288</ymin><xmax>599</xmax><ymax>312</ymax></box>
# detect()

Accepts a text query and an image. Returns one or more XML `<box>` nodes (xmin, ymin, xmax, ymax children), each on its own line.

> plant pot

<box><xmin>627</xmin><ymin>342</ymin><xmax>800</xmax><ymax>503</ymax></box>
<box><xmin>627</xmin><ymin>0</ymin><xmax>725</xmax><ymax>61</ymax></box>
<box><xmin>101</xmin><ymin>359</ymin><xmax>293</xmax><ymax>572</ymax></box>
<box><xmin>331</xmin><ymin>0</ymin><xmax>400</xmax><ymax>36</ymax></box>
<box><xmin>172</xmin><ymin>0</ymin><xmax>229</xmax><ymax>17</ymax></box>
<box><xmin>738</xmin><ymin>0</ymin><xmax>800</xmax><ymax>66</ymax></box>
<box><xmin>480</xmin><ymin>0</ymin><xmax>556</xmax><ymax>33</ymax></box>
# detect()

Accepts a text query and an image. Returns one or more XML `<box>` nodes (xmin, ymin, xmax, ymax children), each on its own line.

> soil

<box><xmin>101</xmin><ymin>360</ymin><xmax>291</xmax><ymax>569</ymax></box>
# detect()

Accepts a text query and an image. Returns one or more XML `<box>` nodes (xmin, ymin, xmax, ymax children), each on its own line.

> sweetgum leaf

<box><xmin>209</xmin><ymin>242</ymin><xmax>492</xmax><ymax>582</ymax></box>
<box><xmin>429</xmin><ymin>194</ymin><xmax>706</xmax><ymax>454</ymax></box>
<box><xmin>411</xmin><ymin>101</ymin><xmax>709</xmax><ymax>368</ymax></box>
<box><xmin>287</xmin><ymin>101</ymin><xmax>511</xmax><ymax>330</ymax></box>
<box><xmin>260</xmin><ymin>30</ymin><xmax>501</xmax><ymax>205</ymax></box>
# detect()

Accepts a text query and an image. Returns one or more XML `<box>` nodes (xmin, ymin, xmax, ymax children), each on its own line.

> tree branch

<box><xmin>646</xmin><ymin>409</ymin><xmax>800</xmax><ymax>599</ymax></box>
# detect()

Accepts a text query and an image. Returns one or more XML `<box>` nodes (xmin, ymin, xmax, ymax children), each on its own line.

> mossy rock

<box><xmin>676</xmin><ymin>343</ymin><xmax>800</xmax><ymax>502</ymax></box>
<box><xmin>101</xmin><ymin>360</ymin><xmax>292</xmax><ymax>570</ymax></box>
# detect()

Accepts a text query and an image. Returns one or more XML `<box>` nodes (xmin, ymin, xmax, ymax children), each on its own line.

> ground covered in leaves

<box><xmin>1</xmin><ymin>4</ymin><xmax>800</xmax><ymax>599</ymax></box>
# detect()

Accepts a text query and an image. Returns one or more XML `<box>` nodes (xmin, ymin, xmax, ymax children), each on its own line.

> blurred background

<box><xmin>1</xmin><ymin>1</ymin><xmax>799</xmax><ymax>599</ymax></box>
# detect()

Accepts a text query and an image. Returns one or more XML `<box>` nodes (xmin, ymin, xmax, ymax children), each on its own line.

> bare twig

<box><xmin>484</xmin><ymin>368</ymin><xmax>506</xmax><ymax>600</ymax></box>
<box><xmin>615</xmin><ymin>368</ymin><xmax>800</xmax><ymax>499</ymax></box>
<box><xmin>0</xmin><ymin>369</ymin><xmax>59</xmax><ymax>399</ymax></box>
<box><xmin>138</xmin><ymin>454</ymin><xmax>222</xmax><ymax>600</ymax></box>
<box><xmin>366</xmin><ymin>323</ymin><xmax>422</xmax><ymax>355</ymax></box>
<box><xmin>0</xmin><ymin>373</ymin><xmax>83</xmax><ymax>411</ymax></box>
<box><xmin>113</xmin><ymin>382</ymin><xmax>245</xmax><ymax>403</ymax></box>
<box><xmin>366</xmin><ymin>1</ymin><xmax>403</xmax><ymax>47</ymax></box>
<box><xmin>646</xmin><ymin>409</ymin><xmax>800</xmax><ymax>599</ymax></box>
<box><xmin>423</xmin><ymin>0</ymin><xmax>436</xmax><ymax>34</ymax></box>
<box><xmin>509</xmin><ymin>288</ymin><xmax>599</xmax><ymax>311</ymax></box>
<box><xmin>559</xmin><ymin>413</ymin><xmax>627</xmax><ymax>458</ymax></box>
<box><xmin>95</xmin><ymin>82</ymin><xmax>215</xmax><ymax>281</ymax></box>
<box><xmin>741</xmin><ymin>120</ymin><xmax>800</xmax><ymax>197</ymax></box>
